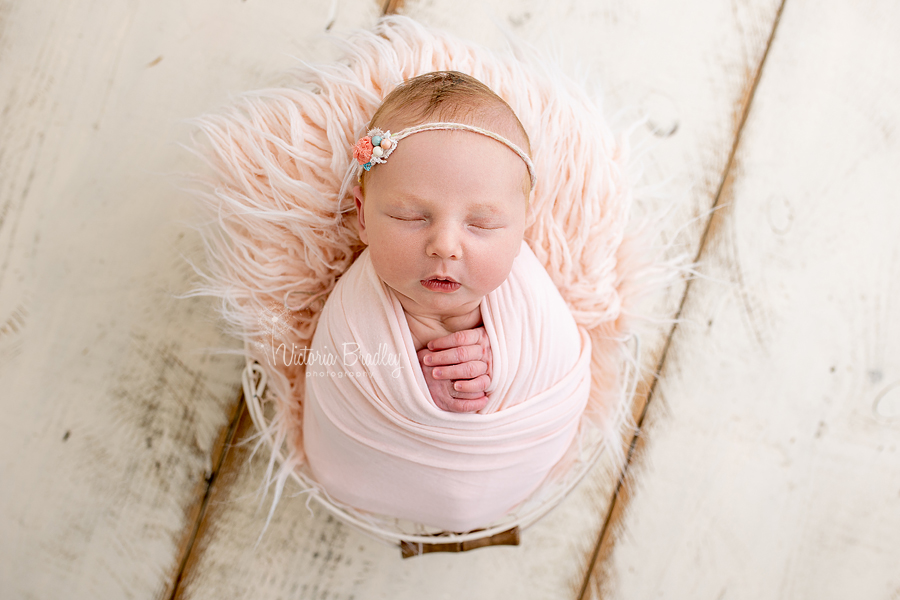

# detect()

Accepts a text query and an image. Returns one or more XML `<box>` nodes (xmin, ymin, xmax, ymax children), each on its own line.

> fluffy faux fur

<box><xmin>184</xmin><ymin>15</ymin><xmax>683</xmax><ymax>534</ymax></box>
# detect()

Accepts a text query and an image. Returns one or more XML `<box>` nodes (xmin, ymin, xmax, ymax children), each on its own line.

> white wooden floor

<box><xmin>2</xmin><ymin>1</ymin><xmax>898</xmax><ymax>599</ymax></box>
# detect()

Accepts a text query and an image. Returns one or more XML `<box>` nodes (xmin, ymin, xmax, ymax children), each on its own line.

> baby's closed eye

<box><xmin>468</xmin><ymin>220</ymin><xmax>504</xmax><ymax>230</ymax></box>
<box><xmin>389</xmin><ymin>214</ymin><xmax>427</xmax><ymax>222</ymax></box>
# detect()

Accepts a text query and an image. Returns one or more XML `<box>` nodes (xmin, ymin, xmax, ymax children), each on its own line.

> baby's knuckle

<box><xmin>453</xmin><ymin>346</ymin><xmax>466</xmax><ymax>363</ymax></box>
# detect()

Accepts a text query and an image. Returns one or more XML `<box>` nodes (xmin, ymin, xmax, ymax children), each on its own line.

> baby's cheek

<box><xmin>476</xmin><ymin>256</ymin><xmax>516</xmax><ymax>293</ymax></box>
<box><xmin>369</xmin><ymin>235</ymin><xmax>410</xmax><ymax>274</ymax></box>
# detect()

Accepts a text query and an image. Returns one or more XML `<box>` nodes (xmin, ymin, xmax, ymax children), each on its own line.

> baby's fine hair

<box><xmin>361</xmin><ymin>71</ymin><xmax>532</xmax><ymax>191</ymax></box>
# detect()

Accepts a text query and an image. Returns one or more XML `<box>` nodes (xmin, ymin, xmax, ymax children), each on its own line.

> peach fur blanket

<box><xmin>186</xmin><ymin>16</ymin><xmax>678</xmax><ymax>527</ymax></box>
<box><xmin>304</xmin><ymin>243</ymin><xmax>591</xmax><ymax>531</ymax></box>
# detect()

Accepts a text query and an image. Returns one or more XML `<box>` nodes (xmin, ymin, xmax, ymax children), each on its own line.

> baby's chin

<box><xmin>382</xmin><ymin>280</ymin><xmax>483</xmax><ymax>317</ymax></box>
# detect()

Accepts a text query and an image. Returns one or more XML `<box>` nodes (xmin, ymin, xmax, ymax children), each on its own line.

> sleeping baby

<box><xmin>303</xmin><ymin>71</ymin><xmax>592</xmax><ymax>531</ymax></box>
<box><xmin>353</xmin><ymin>71</ymin><xmax>534</xmax><ymax>415</ymax></box>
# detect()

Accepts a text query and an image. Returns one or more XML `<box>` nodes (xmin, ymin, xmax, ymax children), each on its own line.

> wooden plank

<box><xmin>0</xmin><ymin>1</ymin><xmax>373</xmax><ymax>598</ymax></box>
<box><xmin>175</xmin><ymin>2</ymin><xmax>782</xmax><ymax>598</ymax></box>
<box><xmin>585</xmin><ymin>0</ymin><xmax>900</xmax><ymax>597</ymax></box>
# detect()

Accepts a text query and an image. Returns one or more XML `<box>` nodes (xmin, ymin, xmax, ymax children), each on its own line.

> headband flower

<box><xmin>354</xmin><ymin>129</ymin><xmax>396</xmax><ymax>172</ymax></box>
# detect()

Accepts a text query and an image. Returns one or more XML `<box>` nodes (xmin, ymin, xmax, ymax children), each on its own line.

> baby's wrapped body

<box><xmin>303</xmin><ymin>241</ymin><xmax>591</xmax><ymax>532</ymax></box>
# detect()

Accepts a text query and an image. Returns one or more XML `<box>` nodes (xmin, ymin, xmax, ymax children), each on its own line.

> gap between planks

<box><xmin>168</xmin><ymin>395</ymin><xmax>245</xmax><ymax>600</ymax></box>
<box><xmin>575</xmin><ymin>2</ymin><xmax>788</xmax><ymax>599</ymax></box>
<box><xmin>382</xmin><ymin>0</ymin><xmax>405</xmax><ymax>16</ymax></box>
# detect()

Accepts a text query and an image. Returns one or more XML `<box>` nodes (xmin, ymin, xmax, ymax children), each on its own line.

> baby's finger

<box><xmin>422</xmin><ymin>344</ymin><xmax>484</xmax><ymax>366</ymax></box>
<box><xmin>452</xmin><ymin>374</ymin><xmax>491</xmax><ymax>394</ymax></box>
<box><xmin>431</xmin><ymin>360</ymin><xmax>488</xmax><ymax>381</ymax></box>
<box><xmin>427</xmin><ymin>328</ymin><xmax>483</xmax><ymax>351</ymax></box>
<box><xmin>450</xmin><ymin>390</ymin><xmax>485</xmax><ymax>400</ymax></box>
<box><xmin>444</xmin><ymin>395</ymin><xmax>489</xmax><ymax>414</ymax></box>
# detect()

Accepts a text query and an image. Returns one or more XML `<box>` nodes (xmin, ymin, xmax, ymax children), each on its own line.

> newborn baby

<box><xmin>352</xmin><ymin>71</ymin><xmax>534</xmax><ymax>414</ymax></box>
<box><xmin>303</xmin><ymin>71</ymin><xmax>591</xmax><ymax>531</ymax></box>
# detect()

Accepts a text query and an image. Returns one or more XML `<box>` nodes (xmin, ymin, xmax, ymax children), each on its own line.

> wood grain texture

<box><xmin>586</xmin><ymin>0</ymin><xmax>900</xmax><ymax>597</ymax></box>
<box><xmin>175</xmin><ymin>2</ymin><xmax>782</xmax><ymax>599</ymax></box>
<box><xmin>0</xmin><ymin>1</ymin><xmax>374</xmax><ymax>598</ymax></box>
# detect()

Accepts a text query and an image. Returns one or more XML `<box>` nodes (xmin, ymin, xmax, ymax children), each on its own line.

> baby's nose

<box><xmin>426</xmin><ymin>226</ymin><xmax>462</xmax><ymax>260</ymax></box>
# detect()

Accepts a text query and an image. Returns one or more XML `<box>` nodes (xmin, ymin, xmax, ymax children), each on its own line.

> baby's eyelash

<box><xmin>470</xmin><ymin>222</ymin><xmax>502</xmax><ymax>230</ymax></box>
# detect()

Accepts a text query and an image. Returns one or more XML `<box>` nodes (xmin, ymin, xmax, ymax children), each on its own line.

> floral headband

<box><xmin>351</xmin><ymin>122</ymin><xmax>537</xmax><ymax>188</ymax></box>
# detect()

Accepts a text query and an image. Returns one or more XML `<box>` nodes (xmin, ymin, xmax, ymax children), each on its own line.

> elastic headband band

<box><xmin>351</xmin><ymin>122</ymin><xmax>537</xmax><ymax>188</ymax></box>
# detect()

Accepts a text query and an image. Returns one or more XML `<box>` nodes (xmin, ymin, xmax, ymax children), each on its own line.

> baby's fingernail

<box><xmin>454</xmin><ymin>382</ymin><xmax>461</xmax><ymax>391</ymax></box>
<box><xmin>424</xmin><ymin>356</ymin><xmax>431</xmax><ymax>365</ymax></box>
<box><xmin>433</xmin><ymin>369</ymin><xmax>441</xmax><ymax>377</ymax></box>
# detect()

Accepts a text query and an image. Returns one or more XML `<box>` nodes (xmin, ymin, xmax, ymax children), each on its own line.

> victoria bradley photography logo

<box><xmin>256</xmin><ymin>303</ymin><xmax>403</xmax><ymax>378</ymax></box>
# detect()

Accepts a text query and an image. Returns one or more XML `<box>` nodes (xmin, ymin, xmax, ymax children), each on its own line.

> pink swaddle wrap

<box><xmin>303</xmin><ymin>241</ymin><xmax>591</xmax><ymax>532</ymax></box>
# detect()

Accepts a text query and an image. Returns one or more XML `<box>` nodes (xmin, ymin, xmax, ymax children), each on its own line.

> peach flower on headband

<box><xmin>353</xmin><ymin>137</ymin><xmax>373</xmax><ymax>164</ymax></box>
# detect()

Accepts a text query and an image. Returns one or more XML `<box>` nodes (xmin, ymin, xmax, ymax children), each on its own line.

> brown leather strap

<box><xmin>399</xmin><ymin>526</ymin><xmax>520</xmax><ymax>558</ymax></box>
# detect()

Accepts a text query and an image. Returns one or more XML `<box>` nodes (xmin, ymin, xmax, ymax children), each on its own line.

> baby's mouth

<box><xmin>421</xmin><ymin>277</ymin><xmax>461</xmax><ymax>293</ymax></box>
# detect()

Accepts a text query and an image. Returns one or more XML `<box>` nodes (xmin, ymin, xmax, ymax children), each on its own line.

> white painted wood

<box><xmin>0</xmin><ymin>1</ymin><xmax>374</xmax><ymax>598</ymax></box>
<box><xmin>178</xmin><ymin>414</ymin><xmax>626</xmax><ymax>600</ymax></box>
<box><xmin>588</xmin><ymin>0</ymin><xmax>900</xmax><ymax>597</ymax></box>
<box><xmin>176</xmin><ymin>2</ymin><xmax>782</xmax><ymax>598</ymax></box>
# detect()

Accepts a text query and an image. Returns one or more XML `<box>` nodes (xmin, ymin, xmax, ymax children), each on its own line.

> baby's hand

<box><xmin>418</xmin><ymin>328</ymin><xmax>492</xmax><ymax>413</ymax></box>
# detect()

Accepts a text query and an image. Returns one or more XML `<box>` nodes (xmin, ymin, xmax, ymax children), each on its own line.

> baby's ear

<box><xmin>353</xmin><ymin>185</ymin><xmax>368</xmax><ymax>245</ymax></box>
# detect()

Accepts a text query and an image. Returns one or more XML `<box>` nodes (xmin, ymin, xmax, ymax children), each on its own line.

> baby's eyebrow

<box><xmin>466</xmin><ymin>203</ymin><xmax>505</xmax><ymax>217</ymax></box>
<box><xmin>384</xmin><ymin>191</ymin><xmax>426</xmax><ymax>207</ymax></box>
<box><xmin>382</xmin><ymin>193</ymin><xmax>510</xmax><ymax>217</ymax></box>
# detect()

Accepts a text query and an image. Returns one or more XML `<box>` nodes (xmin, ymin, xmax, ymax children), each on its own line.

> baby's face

<box><xmin>354</xmin><ymin>128</ymin><xmax>529</xmax><ymax>321</ymax></box>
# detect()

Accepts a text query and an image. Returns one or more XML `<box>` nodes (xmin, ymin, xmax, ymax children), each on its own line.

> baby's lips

<box><xmin>424</xmin><ymin>274</ymin><xmax>458</xmax><ymax>283</ymax></box>
<box><xmin>421</xmin><ymin>278</ymin><xmax>461</xmax><ymax>293</ymax></box>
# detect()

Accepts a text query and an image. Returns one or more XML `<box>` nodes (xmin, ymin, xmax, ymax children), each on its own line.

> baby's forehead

<box><xmin>369</xmin><ymin>154</ymin><xmax>531</xmax><ymax>209</ymax></box>
<box><xmin>369</xmin><ymin>123</ymin><xmax>532</xmax><ymax>195</ymax></box>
